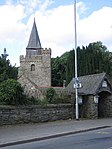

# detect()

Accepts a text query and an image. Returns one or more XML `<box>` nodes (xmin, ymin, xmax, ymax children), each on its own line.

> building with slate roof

<box><xmin>67</xmin><ymin>73</ymin><xmax>112</xmax><ymax>95</ymax></box>
<box><xmin>18</xmin><ymin>19</ymin><xmax>51</xmax><ymax>99</ymax></box>
<box><xmin>67</xmin><ymin>73</ymin><xmax>112</xmax><ymax>119</ymax></box>
<box><xmin>17</xmin><ymin>19</ymin><xmax>112</xmax><ymax>119</ymax></box>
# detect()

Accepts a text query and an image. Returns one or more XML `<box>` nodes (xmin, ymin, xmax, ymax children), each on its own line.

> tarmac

<box><xmin>0</xmin><ymin>118</ymin><xmax>112</xmax><ymax>147</ymax></box>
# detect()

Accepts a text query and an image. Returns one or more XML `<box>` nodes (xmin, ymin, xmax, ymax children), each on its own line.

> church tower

<box><xmin>26</xmin><ymin>18</ymin><xmax>42</xmax><ymax>56</ymax></box>
<box><xmin>18</xmin><ymin>19</ymin><xmax>51</xmax><ymax>90</ymax></box>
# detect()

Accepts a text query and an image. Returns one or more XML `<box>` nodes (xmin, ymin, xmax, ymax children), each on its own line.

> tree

<box><xmin>76</xmin><ymin>41</ymin><xmax>112</xmax><ymax>76</ymax></box>
<box><xmin>0</xmin><ymin>57</ymin><xmax>18</xmax><ymax>83</ymax></box>
<box><xmin>66</xmin><ymin>50</ymin><xmax>75</xmax><ymax>85</ymax></box>
<box><xmin>0</xmin><ymin>79</ymin><xmax>26</xmax><ymax>105</ymax></box>
<box><xmin>46</xmin><ymin>88</ymin><xmax>56</xmax><ymax>103</ymax></box>
<box><xmin>51</xmin><ymin>41</ymin><xmax>112</xmax><ymax>86</ymax></box>
<box><xmin>51</xmin><ymin>52</ymin><xmax>69</xmax><ymax>86</ymax></box>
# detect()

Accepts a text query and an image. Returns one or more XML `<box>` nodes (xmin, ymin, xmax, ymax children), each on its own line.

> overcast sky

<box><xmin>0</xmin><ymin>0</ymin><xmax>112</xmax><ymax>66</ymax></box>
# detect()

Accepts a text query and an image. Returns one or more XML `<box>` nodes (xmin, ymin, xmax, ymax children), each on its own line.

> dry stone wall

<box><xmin>0</xmin><ymin>104</ymin><xmax>72</xmax><ymax>125</ymax></box>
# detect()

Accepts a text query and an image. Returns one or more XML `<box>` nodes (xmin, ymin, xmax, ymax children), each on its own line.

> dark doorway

<box><xmin>98</xmin><ymin>91</ymin><xmax>110</xmax><ymax>118</ymax></box>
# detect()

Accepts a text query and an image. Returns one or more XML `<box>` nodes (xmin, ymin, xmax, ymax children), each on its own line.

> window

<box><xmin>78</xmin><ymin>96</ymin><xmax>82</xmax><ymax>104</ymax></box>
<box><xmin>31</xmin><ymin>64</ymin><xmax>35</xmax><ymax>71</ymax></box>
<box><xmin>102</xmin><ymin>80</ymin><xmax>107</xmax><ymax>88</ymax></box>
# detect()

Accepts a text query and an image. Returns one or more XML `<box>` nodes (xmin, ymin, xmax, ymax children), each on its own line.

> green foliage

<box><xmin>0</xmin><ymin>79</ymin><xmax>26</xmax><ymax>105</ymax></box>
<box><xmin>46</xmin><ymin>88</ymin><xmax>56</xmax><ymax>103</ymax></box>
<box><xmin>77</xmin><ymin>41</ymin><xmax>112</xmax><ymax>76</ymax></box>
<box><xmin>52</xmin><ymin>92</ymin><xmax>71</xmax><ymax>104</ymax></box>
<box><xmin>45</xmin><ymin>88</ymin><xmax>71</xmax><ymax>104</ymax></box>
<box><xmin>38</xmin><ymin>99</ymin><xmax>49</xmax><ymax>105</ymax></box>
<box><xmin>24</xmin><ymin>96</ymin><xmax>42</xmax><ymax>105</ymax></box>
<box><xmin>51</xmin><ymin>52</ymin><xmax>69</xmax><ymax>86</ymax></box>
<box><xmin>0</xmin><ymin>57</ymin><xmax>18</xmax><ymax>83</ymax></box>
<box><xmin>66</xmin><ymin>50</ymin><xmax>75</xmax><ymax>85</ymax></box>
<box><xmin>51</xmin><ymin>41</ymin><xmax>112</xmax><ymax>86</ymax></box>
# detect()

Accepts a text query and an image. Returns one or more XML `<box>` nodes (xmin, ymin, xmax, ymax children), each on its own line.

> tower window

<box><xmin>31</xmin><ymin>64</ymin><xmax>35</xmax><ymax>71</ymax></box>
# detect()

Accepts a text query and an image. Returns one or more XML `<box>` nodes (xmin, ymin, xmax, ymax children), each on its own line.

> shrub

<box><xmin>46</xmin><ymin>88</ymin><xmax>71</xmax><ymax>104</ymax></box>
<box><xmin>46</xmin><ymin>88</ymin><xmax>56</xmax><ymax>103</ymax></box>
<box><xmin>0</xmin><ymin>79</ymin><xmax>26</xmax><ymax>105</ymax></box>
<box><xmin>59</xmin><ymin>93</ymin><xmax>71</xmax><ymax>103</ymax></box>
<box><xmin>52</xmin><ymin>92</ymin><xmax>71</xmax><ymax>104</ymax></box>
<box><xmin>25</xmin><ymin>96</ymin><xmax>41</xmax><ymax>105</ymax></box>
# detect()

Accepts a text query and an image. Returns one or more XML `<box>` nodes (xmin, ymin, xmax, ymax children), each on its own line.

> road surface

<box><xmin>2</xmin><ymin>127</ymin><xmax>112</xmax><ymax>149</ymax></box>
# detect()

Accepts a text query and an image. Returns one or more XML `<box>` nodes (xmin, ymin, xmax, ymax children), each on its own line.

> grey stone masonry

<box><xmin>18</xmin><ymin>48</ymin><xmax>51</xmax><ymax>88</ymax></box>
<box><xmin>0</xmin><ymin>104</ymin><xmax>72</xmax><ymax>125</ymax></box>
<box><xmin>18</xmin><ymin>19</ymin><xmax>51</xmax><ymax>98</ymax></box>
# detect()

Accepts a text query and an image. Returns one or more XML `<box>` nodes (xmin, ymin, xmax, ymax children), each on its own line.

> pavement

<box><xmin>0</xmin><ymin>118</ymin><xmax>112</xmax><ymax>147</ymax></box>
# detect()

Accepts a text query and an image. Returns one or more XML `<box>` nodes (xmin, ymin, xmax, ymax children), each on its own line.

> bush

<box><xmin>52</xmin><ymin>92</ymin><xmax>71</xmax><ymax>104</ymax></box>
<box><xmin>56</xmin><ymin>93</ymin><xmax>71</xmax><ymax>103</ymax></box>
<box><xmin>25</xmin><ymin>96</ymin><xmax>41</xmax><ymax>105</ymax></box>
<box><xmin>46</xmin><ymin>88</ymin><xmax>56</xmax><ymax>103</ymax></box>
<box><xmin>0</xmin><ymin>79</ymin><xmax>26</xmax><ymax>105</ymax></box>
<box><xmin>46</xmin><ymin>88</ymin><xmax>71</xmax><ymax>104</ymax></box>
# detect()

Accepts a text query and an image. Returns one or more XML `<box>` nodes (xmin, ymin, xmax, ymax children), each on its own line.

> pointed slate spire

<box><xmin>26</xmin><ymin>18</ymin><xmax>42</xmax><ymax>56</ymax></box>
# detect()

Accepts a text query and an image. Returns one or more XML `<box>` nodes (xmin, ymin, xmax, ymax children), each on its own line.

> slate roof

<box><xmin>66</xmin><ymin>73</ymin><xmax>110</xmax><ymax>95</ymax></box>
<box><xmin>26</xmin><ymin>18</ymin><xmax>42</xmax><ymax>49</ymax></box>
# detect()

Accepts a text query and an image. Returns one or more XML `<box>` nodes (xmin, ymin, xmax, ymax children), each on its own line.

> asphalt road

<box><xmin>2</xmin><ymin>127</ymin><xmax>112</xmax><ymax>149</ymax></box>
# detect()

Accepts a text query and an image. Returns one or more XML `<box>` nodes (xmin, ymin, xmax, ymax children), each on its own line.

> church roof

<box><xmin>26</xmin><ymin>18</ymin><xmax>42</xmax><ymax>49</ymax></box>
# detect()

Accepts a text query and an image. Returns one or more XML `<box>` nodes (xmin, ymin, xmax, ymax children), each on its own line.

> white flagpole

<box><xmin>74</xmin><ymin>0</ymin><xmax>79</xmax><ymax>120</ymax></box>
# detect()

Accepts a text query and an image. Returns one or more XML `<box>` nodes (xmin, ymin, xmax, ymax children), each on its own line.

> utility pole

<box><xmin>74</xmin><ymin>0</ymin><xmax>79</xmax><ymax>120</ymax></box>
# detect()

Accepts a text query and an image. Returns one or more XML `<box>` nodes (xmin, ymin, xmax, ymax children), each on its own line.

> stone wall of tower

<box><xmin>18</xmin><ymin>48</ymin><xmax>51</xmax><ymax>88</ymax></box>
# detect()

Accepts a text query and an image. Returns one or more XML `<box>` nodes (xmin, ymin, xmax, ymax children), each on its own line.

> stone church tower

<box><xmin>18</xmin><ymin>19</ymin><xmax>51</xmax><ymax>98</ymax></box>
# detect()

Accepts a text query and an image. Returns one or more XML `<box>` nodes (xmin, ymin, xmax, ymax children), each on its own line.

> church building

<box><xmin>18</xmin><ymin>19</ymin><xmax>51</xmax><ymax>98</ymax></box>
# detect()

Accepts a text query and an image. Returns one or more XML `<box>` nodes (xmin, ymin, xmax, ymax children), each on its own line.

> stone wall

<box><xmin>1</xmin><ymin>94</ymin><xmax>112</xmax><ymax>126</ymax></box>
<box><xmin>71</xmin><ymin>94</ymin><xmax>98</xmax><ymax>119</ymax></box>
<box><xmin>80</xmin><ymin>94</ymin><xmax>112</xmax><ymax>119</ymax></box>
<box><xmin>79</xmin><ymin>95</ymin><xmax>96</xmax><ymax>119</ymax></box>
<box><xmin>104</xmin><ymin>95</ymin><xmax>112</xmax><ymax>117</ymax></box>
<box><xmin>0</xmin><ymin>104</ymin><xmax>72</xmax><ymax>125</ymax></box>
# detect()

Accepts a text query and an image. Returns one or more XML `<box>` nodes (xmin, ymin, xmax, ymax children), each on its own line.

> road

<box><xmin>2</xmin><ymin>127</ymin><xmax>112</xmax><ymax>149</ymax></box>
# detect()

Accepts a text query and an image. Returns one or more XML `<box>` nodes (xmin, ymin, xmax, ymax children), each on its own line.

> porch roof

<box><xmin>66</xmin><ymin>73</ymin><xmax>112</xmax><ymax>95</ymax></box>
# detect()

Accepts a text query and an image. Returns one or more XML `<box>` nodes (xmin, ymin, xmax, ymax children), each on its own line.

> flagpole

<box><xmin>74</xmin><ymin>0</ymin><xmax>79</xmax><ymax>120</ymax></box>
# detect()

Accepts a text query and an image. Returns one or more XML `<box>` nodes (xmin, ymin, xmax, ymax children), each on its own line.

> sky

<box><xmin>0</xmin><ymin>0</ymin><xmax>112</xmax><ymax>66</ymax></box>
